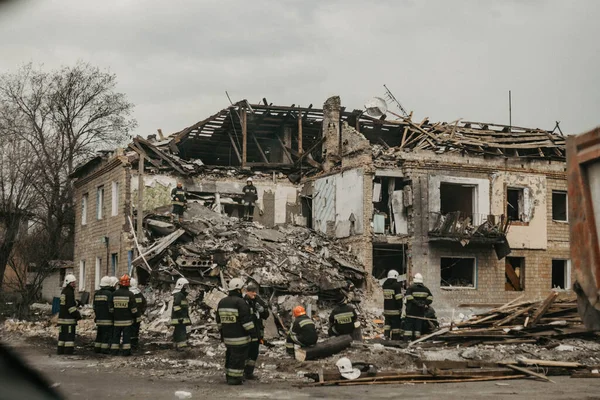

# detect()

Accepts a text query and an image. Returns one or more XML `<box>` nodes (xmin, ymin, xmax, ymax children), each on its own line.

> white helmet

<box><xmin>109</xmin><ymin>277</ymin><xmax>119</xmax><ymax>288</ymax></box>
<box><xmin>130</xmin><ymin>278</ymin><xmax>138</xmax><ymax>289</ymax></box>
<box><xmin>387</xmin><ymin>270</ymin><xmax>399</xmax><ymax>280</ymax></box>
<box><xmin>100</xmin><ymin>276</ymin><xmax>112</xmax><ymax>287</ymax></box>
<box><xmin>246</xmin><ymin>177</ymin><xmax>253</xmax><ymax>182</ymax></box>
<box><xmin>64</xmin><ymin>274</ymin><xmax>76</xmax><ymax>286</ymax></box>
<box><xmin>175</xmin><ymin>278</ymin><xmax>190</xmax><ymax>290</ymax></box>
<box><xmin>229</xmin><ymin>278</ymin><xmax>244</xmax><ymax>291</ymax></box>
<box><xmin>414</xmin><ymin>273</ymin><xmax>423</xmax><ymax>284</ymax></box>
<box><xmin>335</xmin><ymin>357</ymin><xmax>361</xmax><ymax>380</ymax></box>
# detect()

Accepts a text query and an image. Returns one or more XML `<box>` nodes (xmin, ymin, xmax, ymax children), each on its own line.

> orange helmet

<box><xmin>119</xmin><ymin>274</ymin><xmax>131</xmax><ymax>287</ymax></box>
<box><xmin>293</xmin><ymin>306</ymin><xmax>306</xmax><ymax>318</ymax></box>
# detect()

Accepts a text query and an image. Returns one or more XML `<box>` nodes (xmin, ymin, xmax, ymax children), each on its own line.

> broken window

<box><xmin>373</xmin><ymin>177</ymin><xmax>409</xmax><ymax>235</ymax></box>
<box><xmin>506</xmin><ymin>188</ymin><xmax>524</xmax><ymax>222</ymax></box>
<box><xmin>96</xmin><ymin>186</ymin><xmax>104</xmax><ymax>220</ymax></box>
<box><xmin>440</xmin><ymin>183</ymin><xmax>474</xmax><ymax>218</ymax></box>
<box><xmin>505</xmin><ymin>256</ymin><xmax>525</xmax><ymax>291</ymax></box>
<box><xmin>440</xmin><ymin>257</ymin><xmax>476</xmax><ymax>288</ymax></box>
<box><xmin>552</xmin><ymin>259</ymin><xmax>571</xmax><ymax>289</ymax></box>
<box><xmin>82</xmin><ymin>193</ymin><xmax>88</xmax><ymax>225</ymax></box>
<box><xmin>111</xmin><ymin>253</ymin><xmax>118</xmax><ymax>276</ymax></box>
<box><xmin>552</xmin><ymin>191</ymin><xmax>567</xmax><ymax>222</ymax></box>
<box><xmin>373</xmin><ymin>245</ymin><xmax>407</xmax><ymax>281</ymax></box>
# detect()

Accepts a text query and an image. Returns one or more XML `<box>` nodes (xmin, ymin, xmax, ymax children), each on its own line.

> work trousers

<box><xmin>384</xmin><ymin>314</ymin><xmax>402</xmax><ymax>340</ymax></box>
<box><xmin>111</xmin><ymin>324</ymin><xmax>132</xmax><ymax>356</ymax></box>
<box><xmin>172</xmin><ymin>324</ymin><xmax>188</xmax><ymax>349</ymax></box>
<box><xmin>131</xmin><ymin>322</ymin><xmax>141</xmax><ymax>350</ymax></box>
<box><xmin>243</xmin><ymin>203</ymin><xmax>255</xmax><ymax>221</ymax></box>
<box><xmin>245</xmin><ymin>340</ymin><xmax>260</xmax><ymax>377</ymax></box>
<box><xmin>225</xmin><ymin>344</ymin><xmax>249</xmax><ymax>384</ymax></box>
<box><xmin>57</xmin><ymin>324</ymin><xmax>76</xmax><ymax>355</ymax></box>
<box><xmin>94</xmin><ymin>325</ymin><xmax>112</xmax><ymax>354</ymax></box>
<box><xmin>285</xmin><ymin>336</ymin><xmax>295</xmax><ymax>355</ymax></box>
<box><xmin>403</xmin><ymin>317</ymin><xmax>423</xmax><ymax>341</ymax></box>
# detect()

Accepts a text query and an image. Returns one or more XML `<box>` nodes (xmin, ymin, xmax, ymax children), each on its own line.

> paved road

<box><xmin>12</xmin><ymin>345</ymin><xmax>600</xmax><ymax>400</ymax></box>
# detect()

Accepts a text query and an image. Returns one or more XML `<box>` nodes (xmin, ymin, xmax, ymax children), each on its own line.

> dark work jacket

<box><xmin>171</xmin><ymin>187</ymin><xmax>187</xmax><ymax>206</ymax></box>
<box><xmin>110</xmin><ymin>287</ymin><xmax>139</xmax><ymax>327</ymax></box>
<box><xmin>244</xmin><ymin>294</ymin><xmax>269</xmax><ymax>340</ymax></box>
<box><xmin>134</xmin><ymin>292</ymin><xmax>147</xmax><ymax>323</ymax></box>
<box><xmin>93</xmin><ymin>286</ymin><xmax>113</xmax><ymax>326</ymax></box>
<box><xmin>242</xmin><ymin>185</ymin><xmax>258</xmax><ymax>203</ymax></box>
<box><xmin>217</xmin><ymin>291</ymin><xmax>256</xmax><ymax>346</ymax></box>
<box><xmin>170</xmin><ymin>291</ymin><xmax>191</xmax><ymax>326</ymax></box>
<box><xmin>405</xmin><ymin>283</ymin><xmax>433</xmax><ymax>317</ymax></box>
<box><xmin>382</xmin><ymin>278</ymin><xmax>403</xmax><ymax>316</ymax></box>
<box><xmin>289</xmin><ymin>314</ymin><xmax>318</xmax><ymax>347</ymax></box>
<box><xmin>329</xmin><ymin>303</ymin><xmax>358</xmax><ymax>335</ymax></box>
<box><xmin>58</xmin><ymin>285</ymin><xmax>81</xmax><ymax>325</ymax></box>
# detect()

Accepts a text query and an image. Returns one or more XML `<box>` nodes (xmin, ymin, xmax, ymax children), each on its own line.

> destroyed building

<box><xmin>70</xmin><ymin>96</ymin><xmax>569</xmax><ymax>313</ymax></box>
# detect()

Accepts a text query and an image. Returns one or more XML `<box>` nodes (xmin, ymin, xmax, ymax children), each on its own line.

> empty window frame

<box><xmin>96</xmin><ymin>186</ymin><xmax>104</xmax><ymax>220</ymax></box>
<box><xmin>552</xmin><ymin>259</ymin><xmax>571</xmax><ymax>289</ymax></box>
<box><xmin>506</xmin><ymin>188</ymin><xmax>524</xmax><ymax>222</ymax></box>
<box><xmin>111</xmin><ymin>181</ymin><xmax>119</xmax><ymax>216</ymax></box>
<box><xmin>111</xmin><ymin>253</ymin><xmax>118</xmax><ymax>276</ymax></box>
<box><xmin>505</xmin><ymin>256</ymin><xmax>525</xmax><ymax>291</ymax></box>
<box><xmin>440</xmin><ymin>183</ymin><xmax>474</xmax><ymax>218</ymax></box>
<box><xmin>82</xmin><ymin>193</ymin><xmax>88</xmax><ymax>225</ymax></box>
<box><xmin>440</xmin><ymin>257</ymin><xmax>476</xmax><ymax>288</ymax></box>
<box><xmin>552</xmin><ymin>191</ymin><xmax>568</xmax><ymax>222</ymax></box>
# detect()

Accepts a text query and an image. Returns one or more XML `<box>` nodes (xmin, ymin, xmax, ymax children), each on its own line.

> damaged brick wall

<box><xmin>322</xmin><ymin>96</ymin><xmax>341</xmax><ymax>172</ymax></box>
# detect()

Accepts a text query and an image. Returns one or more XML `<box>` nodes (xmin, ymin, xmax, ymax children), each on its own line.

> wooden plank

<box><xmin>334</xmin><ymin>375</ymin><xmax>527</xmax><ymax>386</ymax></box>
<box><xmin>298</xmin><ymin>110</ymin><xmax>303</xmax><ymax>154</ymax></box>
<box><xmin>226</xmin><ymin>130</ymin><xmax>242</xmax><ymax>163</ymax></box>
<box><xmin>408</xmin><ymin>327</ymin><xmax>449</xmax><ymax>347</ymax></box>
<box><xmin>505</xmin><ymin>262</ymin><xmax>521</xmax><ymax>291</ymax></box>
<box><xmin>250</xmin><ymin>133</ymin><xmax>269</xmax><ymax>163</ymax></box>
<box><xmin>493</xmin><ymin>304</ymin><xmax>536</xmax><ymax>327</ymax></box>
<box><xmin>506</xmin><ymin>364</ymin><xmax>555</xmax><ymax>383</ymax></box>
<box><xmin>516</xmin><ymin>358</ymin><xmax>583</xmax><ymax>368</ymax></box>
<box><xmin>241</xmin><ymin>107</ymin><xmax>247</xmax><ymax>167</ymax></box>
<box><xmin>530</xmin><ymin>292</ymin><xmax>559</xmax><ymax>326</ymax></box>
<box><xmin>276</xmin><ymin>134</ymin><xmax>293</xmax><ymax>164</ymax></box>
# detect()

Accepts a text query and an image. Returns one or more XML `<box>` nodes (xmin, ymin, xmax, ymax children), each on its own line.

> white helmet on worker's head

<box><xmin>64</xmin><ymin>274</ymin><xmax>76</xmax><ymax>287</ymax></box>
<box><xmin>413</xmin><ymin>273</ymin><xmax>423</xmax><ymax>284</ymax></box>
<box><xmin>387</xmin><ymin>270</ymin><xmax>399</xmax><ymax>280</ymax></box>
<box><xmin>100</xmin><ymin>276</ymin><xmax>112</xmax><ymax>287</ymax></box>
<box><xmin>246</xmin><ymin>177</ymin><xmax>253</xmax><ymax>183</ymax></box>
<box><xmin>229</xmin><ymin>278</ymin><xmax>244</xmax><ymax>291</ymax></box>
<box><xmin>109</xmin><ymin>277</ymin><xmax>119</xmax><ymax>288</ymax></box>
<box><xmin>335</xmin><ymin>357</ymin><xmax>361</xmax><ymax>380</ymax></box>
<box><xmin>175</xmin><ymin>278</ymin><xmax>189</xmax><ymax>290</ymax></box>
<box><xmin>130</xmin><ymin>278</ymin><xmax>138</xmax><ymax>289</ymax></box>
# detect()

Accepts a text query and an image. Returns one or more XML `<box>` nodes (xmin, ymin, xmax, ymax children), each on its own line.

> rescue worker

<box><xmin>57</xmin><ymin>274</ymin><xmax>81</xmax><ymax>355</ymax></box>
<box><xmin>243</xmin><ymin>282</ymin><xmax>269</xmax><ymax>380</ymax></box>
<box><xmin>242</xmin><ymin>178</ymin><xmax>258</xmax><ymax>221</ymax></box>
<box><xmin>107</xmin><ymin>276</ymin><xmax>119</xmax><ymax>349</ymax></box>
<box><xmin>109</xmin><ymin>276</ymin><xmax>119</xmax><ymax>291</ymax></box>
<box><xmin>286</xmin><ymin>306</ymin><xmax>318</xmax><ymax>356</ymax></box>
<box><xmin>421</xmin><ymin>305</ymin><xmax>440</xmax><ymax>335</ymax></box>
<box><xmin>382</xmin><ymin>270</ymin><xmax>403</xmax><ymax>340</ymax></box>
<box><xmin>216</xmin><ymin>278</ymin><xmax>256</xmax><ymax>385</ymax></box>
<box><xmin>171</xmin><ymin>182</ymin><xmax>187</xmax><ymax>223</ymax></box>
<box><xmin>109</xmin><ymin>274</ymin><xmax>139</xmax><ymax>356</ymax></box>
<box><xmin>93</xmin><ymin>276</ymin><xmax>113</xmax><ymax>354</ymax></box>
<box><xmin>328</xmin><ymin>295</ymin><xmax>360</xmax><ymax>339</ymax></box>
<box><xmin>404</xmin><ymin>273</ymin><xmax>433</xmax><ymax>341</ymax></box>
<box><xmin>130</xmin><ymin>278</ymin><xmax>147</xmax><ymax>351</ymax></box>
<box><xmin>170</xmin><ymin>277</ymin><xmax>192</xmax><ymax>350</ymax></box>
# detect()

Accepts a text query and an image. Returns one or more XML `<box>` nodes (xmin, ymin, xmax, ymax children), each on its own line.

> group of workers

<box><xmin>57</xmin><ymin>273</ymin><xmax>146</xmax><ymax>356</ymax></box>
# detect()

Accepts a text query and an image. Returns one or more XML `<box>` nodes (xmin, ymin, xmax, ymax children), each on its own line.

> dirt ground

<box><xmin>5</xmin><ymin>335</ymin><xmax>600</xmax><ymax>400</ymax></box>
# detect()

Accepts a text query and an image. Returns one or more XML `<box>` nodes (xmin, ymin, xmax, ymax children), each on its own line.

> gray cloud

<box><xmin>1</xmin><ymin>0</ymin><xmax>598</xmax><ymax>137</ymax></box>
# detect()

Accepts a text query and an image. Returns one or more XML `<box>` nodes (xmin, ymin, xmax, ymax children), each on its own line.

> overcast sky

<box><xmin>1</xmin><ymin>0</ymin><xmax>598</xmax><ymax>137</ymax></box>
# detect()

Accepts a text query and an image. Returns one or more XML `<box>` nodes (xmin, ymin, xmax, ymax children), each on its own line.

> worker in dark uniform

<box><xmin>57</xmin><ymin>274</ymin><xmax>81</xmax><ymax>355</ymax></box>
<box><xmin>241</xmin><ymin>178</ymin><xmax>258</xmax><ymax>222</ymax></box>
<box><xmin>243</xmin><ymin>282</ymin><xmax>269</xmax><ymax>380</ymax></box>
<box><xmin>130</xmin><ymin>278</ymin><xmax>147</xmax><ymax>351</ymax></box>
<box><xmin>421</xmin><ymin>305</ymin><xmax>440</xmax><ymax>335</ymax></box>
<box><xmin>171</xmin><ymin>182</ymin><xmax>187</xmax><ymax>223</ymax></box>
<box><xmin>404</xmin><ymin>273</ymin><xmax>433</xmax><ymax>341</ymax></box>
<box><xmin>93</xmin><ymin>276</ymin><xmax>113</xmax><ymax>354</ymax></box>
<box><xmin>328</xmin><ymin>295</ymin><xmax>360</xmax><ymax>339</ymax></box>
<box><xmin>109</xmin><ymin>274</ymin><xmax>139</xmax><ymax>356</ymax></box>
<box><xmin>217</xmin><ymin>278</ymin><xmax>256</xmax><ymax>385</ymax></box>
<box><xmin>382</xmin><ymin>269</ymin><xmax>403</xmax><ymax>340</ymax></box>
<box><xmin>170</xmin><ymin>277</ymin><xmax>191</xmax><ymax>350</ymax></box>
<box><xmin>286</xmin><ymin>306</ymin><xmax>318</xmax><ymax>356</ymax></box>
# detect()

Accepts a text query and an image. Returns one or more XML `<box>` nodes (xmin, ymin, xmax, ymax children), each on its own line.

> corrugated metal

<box><xmin>314</xmin><ymin>177</ymin><xmax>336</xmax><ymax>235</ymax></box>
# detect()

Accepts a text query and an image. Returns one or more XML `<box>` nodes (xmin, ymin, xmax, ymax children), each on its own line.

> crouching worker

<box><xmin>217</xmin><ymin>278</ymin><xmax>257</xmax><ymax>385</ymax></box>
<box><xmin>93</xmin><ymin>276</ymin><xmax>114</xmax><ymax>354</ymax></box>
<box><xmin>286</xmin><ymin>306</ymin><xmax>318</xmax><ymax>356</ymax></box>
<box><xmin>328</xmin><ymin>296</ymin><xmax>360</xmax><ymax>339</ymax></box>
<box><xmin>110</xmin><ymin>274</ymin><xmax>139</xmax><ymax>356</ymax></box>
<box><xmin>171</xmin><ymin>278</ymin><xmax>191</xmax><ymax>350</ymax></box>
<box><xmin>57</xmin><ymin>274</ymin><xmax>81</xmax><ymax>355</ymax></box>
<box><xmin>243</xmin><ymin>282</ymin><xmax>269</xmax><ymax>380</ymax></box>
<box><xmin>130</xmin><ymin>278</ymin><xmax>147</xmax><ymax>351</ymax></box>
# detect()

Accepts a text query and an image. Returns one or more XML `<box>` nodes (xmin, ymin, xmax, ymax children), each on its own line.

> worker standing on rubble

<box><xmin>403</xmin><ymin>273</ymin><xmax>433</xmax><ymax>341</ymax></box>
<box><xmin>171</xmin><ymin>182</ymin><xmax>187</xmax><ymax>223</ymax></box>
<box><xmin>286</xmin><ymin>306</ymin><xmax>318</xmax><ymax>356</ymax></box>
<box><xmin>243</xmin><ymin>282</ymin><xmax>269</xmax><ymax>380</ymax></box>
<box><xmin>170</xmin><ymin>277</ymin><xmax>192</xmax><ymax>350</ymax></box>
<box><xmin>130</xmin><ymin>278</ymin><xmax>147</xmax><ymax>351</ymax></box>
<box><xmin>57</xmin><ymin>274</ymin><xmax>81</xmax><ymax>355</ymax></box>
<box><xmin>109</xmin><ymin>274</ymin><xmax>139</xmax><ymax>356</ymax></box>
<box><xmin>93</xmin><ymin>276</ymin><xmax>114</xmax><ymax>354</ymax></box>
<box><xmin>217</xmin><ymin>278</ymin><xmax>257</xmax><ymax>385</ymax></box>
<box><xmin>242</xmin><ymin>177</ymin><xmax>258</xmax><ymax>222</ymax></box>
<box><xmin>328</xmin><ymin>294</ymin><xmax>360</xmax><ymax>339</ymax></box>
<box><xmin>382</xmin><ymin>270</ymin><xmax>403</xmax><ymax>340</ymax></box>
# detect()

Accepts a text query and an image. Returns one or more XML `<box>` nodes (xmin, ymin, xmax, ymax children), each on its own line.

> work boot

<box><xmin>244</xmin><ymin>374</ymin><xmax>260</xmax><ymax>381</ymax></box>
<box><xmin>57</xmin><ymin>347</ymin><xmax>64</xmax><ymax>355</ymax></box>
<box><xmin>226</xmin><ymin>377</ymin><xmax>243</xmax><ymax>386</ymax></box>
